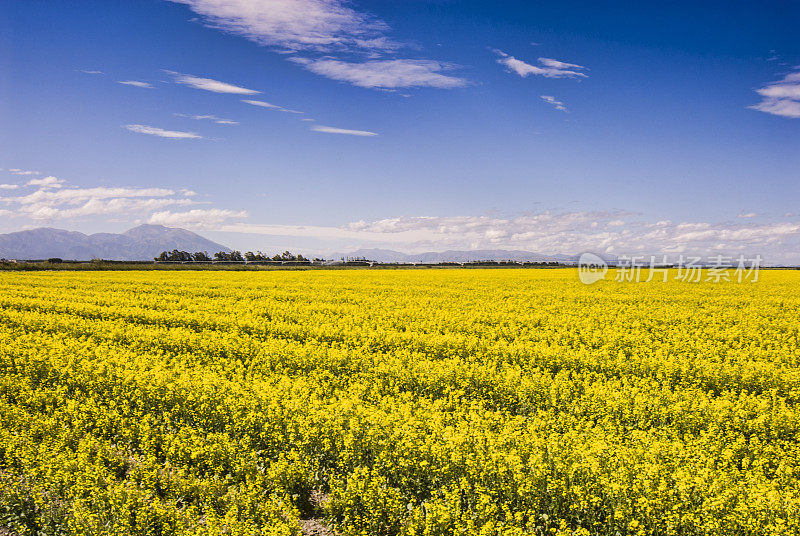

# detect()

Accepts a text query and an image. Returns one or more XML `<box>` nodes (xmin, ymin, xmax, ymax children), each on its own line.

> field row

<box><xmin>1</xmin><ymin>270</ymin><xmax>799</xmax><ymax>535</ymax></box>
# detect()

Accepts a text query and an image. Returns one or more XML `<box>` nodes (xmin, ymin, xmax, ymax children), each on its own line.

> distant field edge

<box><xmin>0</xmin><ymin>261</ymin><xmax>577</xmax><ymax>271</ymax></box>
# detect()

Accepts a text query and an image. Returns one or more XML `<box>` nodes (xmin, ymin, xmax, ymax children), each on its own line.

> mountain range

<box><xmin>0</xmin><ymin>226</ymin><xmax>614</xmax><ymax>263</ymax></box>
<box><xmin>338</xmin><ymin>248</ymin><xmax>614</xmax><ymax>264</ymax></box>
<box><xmin>0</xmin><ymin>225</ymin><xmax>230</xmax><ymax>261</ymax></box>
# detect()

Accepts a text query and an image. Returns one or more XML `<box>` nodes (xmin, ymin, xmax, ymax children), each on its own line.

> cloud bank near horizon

<box><xmin>3</xmin><ymin>181</ymin><xmax>799</xmax><ymax>262</ymax></box>
<box><xmin>151</xmin><ymin>210</ymin><xmax>800</xmax><ymax>263</ymax></box>
<box><xmin>3</xmin><ymin>166</ymin><xmax>797</xmax><ymax>261</ymax></box>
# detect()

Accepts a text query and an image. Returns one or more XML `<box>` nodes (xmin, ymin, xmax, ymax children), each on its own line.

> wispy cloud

<box><xmin>738</xmin><ymin>212</ymin><xmax>757</xmax><ymax>218</ymax></box>
<box><xmin>242</xmin><ymin>99</ymin><xmax>303</xmax><ymax>113</ymax></box>
<box><xmin>27</xmin><ymin>176</ymin><xmax>65</xmax><ymax>189</ymax></box>
<box><xmin>167</xmin><ymin>0</ymin><xmax>393</xmax><ymax>53</ymax></box>
<box><xmin>311</xmin><ymin>125</ymin><xmax>377</xmax><ymax>136</ymax></box>
<box><xmin>290</xmin><ymin>58</ymin><xmax>466</xmax><ymax>89</ymax></box>
<box><xmin>78</xmin><ymin>69</ymin><xmax>103</xmax><ymax>75</ymax></box>
<box><xmin>148</xmin><ymin>208</ymin><xmax>248</xmax><ymax>229</ymax></box>
<box><xmin>166</xmin><ymin>1</ymin><xmax>465</xmax><ymax>90</ymax></box>
<box><xmin>540</xmin><ymin>95</ymin><xmax>567</xmax><ymax>111</ymax></box>
<box><xmin>9</xmin><ymin>169</ymin><xmax>40</xmax><ymax>176</ymax></box>
<box><xmin>164</xmin><ymin>70</ymin><xmax>260</xmax><ymax>94</ymax></box>
<box><xmin>118</xmin><ymin>80</ymin><xmax>154</xmax><ymax>88</ymax></box>
<box><xmin>748</xmin><ymin>70</ymin><xmax>800</xmax><ymax>118</ymax></box>
<box><xmin>493</xmin><ymin>49</ymin><xmax>587</xmax><ymax>79</ymax></box>
<box><xmin>124</xmin><ymin>124</ymin><xmax>203</xmax><ymax>139</ymax></box>
<box><xmin>0</xmin><ymin>184</ymin><xmax>18</xmax><ymax>190</ymax></box>
<box><xmin>538</xmin><ymin>58</ymin><xmax>585</xmax><ymax>70</ymax></box>
<box><xmin>175</xmin><ymin>113</ymin><xmax>239</xmax><ymax>125</ymax></box>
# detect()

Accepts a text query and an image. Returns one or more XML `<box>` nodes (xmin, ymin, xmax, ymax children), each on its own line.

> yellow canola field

<box><xmin>1</xmin><ymin>269</ymin><xmax>799</xmax><ymax>536</ymax></box>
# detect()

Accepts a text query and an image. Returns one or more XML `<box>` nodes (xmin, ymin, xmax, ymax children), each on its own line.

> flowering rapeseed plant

<box><xmin>1</xmin><ymin>269</ymin><xmax>798</xmax><ymax>535</ymax></box>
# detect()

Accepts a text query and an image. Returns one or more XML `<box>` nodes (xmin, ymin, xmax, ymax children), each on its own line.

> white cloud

<box><xmin>22</xmin><ymin>197</ymin><xmax>194</xmax><ymax>220</ymax></box>
<box><xmin>291</xmin><ymin>58</ymin><xmax>466</xmax><ymax>89</ymax></box>
<box><xmin>749</xmin><ymin>71</ymin><xmax>800</xmax><ymax>118</ymax></box>
<box><xmin>538</xmin><ymin>58</ymin><xmax>585</xmax><ymax>70</ymax></box>
<box><xmin>540</xmin><ymin>95</ymin><xmax>567</xmax><ymax>111</ymax></box>
<box><xmin>164</xmin><ymin>70</ymin><xmax>260</xmax><ymax>94</ymax></box>
<box><xmin>213</xmin><ymin>211</ymin><xmax>800</xmax><ymax>263</ymax></box>
<box><xmin>311</xmin><ymin>125</ymin><xmax>377</xmax><ymax>136</ymax></box>
<box><xmin>738</xmin><ymin>212</ymin><xmax>757</xmax><ymax>218</ymax></box>
<box><xmin>167</xmin><ymin>0</ymin><xmax>392</xmax><ymax>53</ymax></box>
<box><xmin>754</xmin><ymin>71</ymin><xmax>800</xmax><ymax>99</ymax></box>
<box><xmin>12</xmin><ymin>187</ymin><xmax>175</xmax><ymax>205</ymax></box>
<box><xmin>118</xmin><ymin>80</ymin><xmax>154</xmax><ymax>88</ymax></box>
<box><xmin>9</xmin><ymin>169</ymin><xmax>40</xmax><ymax>176</ymax></box>
<box><xmin>347</xmin><ymin>213</ymin><xmax>800</xmax><ymax>262</ymax></box>
<box><xmin>0</xmin><ymin>176</ymin><xmax>198</xmax><ymax>222</ymax></box>
<box><xmin>79</xmin><ymin>70</ymin><xmax>103</xmax><ymax>75</ymax></box>
<box><xmin>750</xmin><ymin>99</ymin><xmax>800</xmax><ymax>118</ymax></box>
<box><xmin>175</xmin><ymin>113</ymin><xmax>239</xmax><ymax>125</ymax></box>
<box><xmin>166</xmin><ymin>1</ymin><xmax>465</xmax><ymax>90</ymax></box>
<box><xmin>148</xmin><ymin>208</ymin><xmax>248</xmax><ymax>229</ymax></box>
<box><xmin>493</xmin><ymin>49</ymin><xmax>587</xmax><ymax>79</ymax></box>
<box><xmin>242</xmin><ymin>99</ymin><xmax>280</xmax><ymax>109</ymax></box>
<box><xmin>27</xmin><ymin>176</ymin><xmax>64</xmax><ymax>188</ymax></box>
<box><xmin>241</xmin><ymin>99</ymin><xmax>303</xmax><ymax>113</ymax></box>
<box><xmin>0</xmin><ymin>184</ymin><xmax>18</xmax><ymax>190</ymax></box>
<box><xmin>124</xmin><ymin>124</ymin><xmax>203</xmax><ymax>139</ymax></box>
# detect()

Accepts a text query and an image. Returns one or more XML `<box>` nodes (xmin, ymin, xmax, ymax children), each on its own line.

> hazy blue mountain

<box><xmin>0</xmin><ymin>224</ymin><xmax>230</xmax><ymax>261</ymax></box>
<box><xmin>338</xmin><ymin>248</ymin><xmax>616</xmax><ymax>263</ymax></box>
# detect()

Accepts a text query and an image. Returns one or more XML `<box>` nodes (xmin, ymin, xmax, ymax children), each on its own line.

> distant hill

<box><xmin>0</xmin><ymin>225</ymin><xmax>231</xmax><ymax>261</ymax></box>
<box><xmin>338</xmin><ymin>248</ymin><xmax>617</xmax><ymax>264</ymax></box>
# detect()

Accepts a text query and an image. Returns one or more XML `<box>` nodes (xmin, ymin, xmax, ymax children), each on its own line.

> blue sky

<box><xmin>1</xmin><ymin>0</ymin><xmax>799</xmax><ymax>260</ymax></box>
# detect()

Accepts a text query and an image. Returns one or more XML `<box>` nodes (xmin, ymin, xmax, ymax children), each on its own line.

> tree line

<box><xmin>155</xmin><ymin>250</ymin><xmax>320</xmax><ymax>262</ymax></box>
